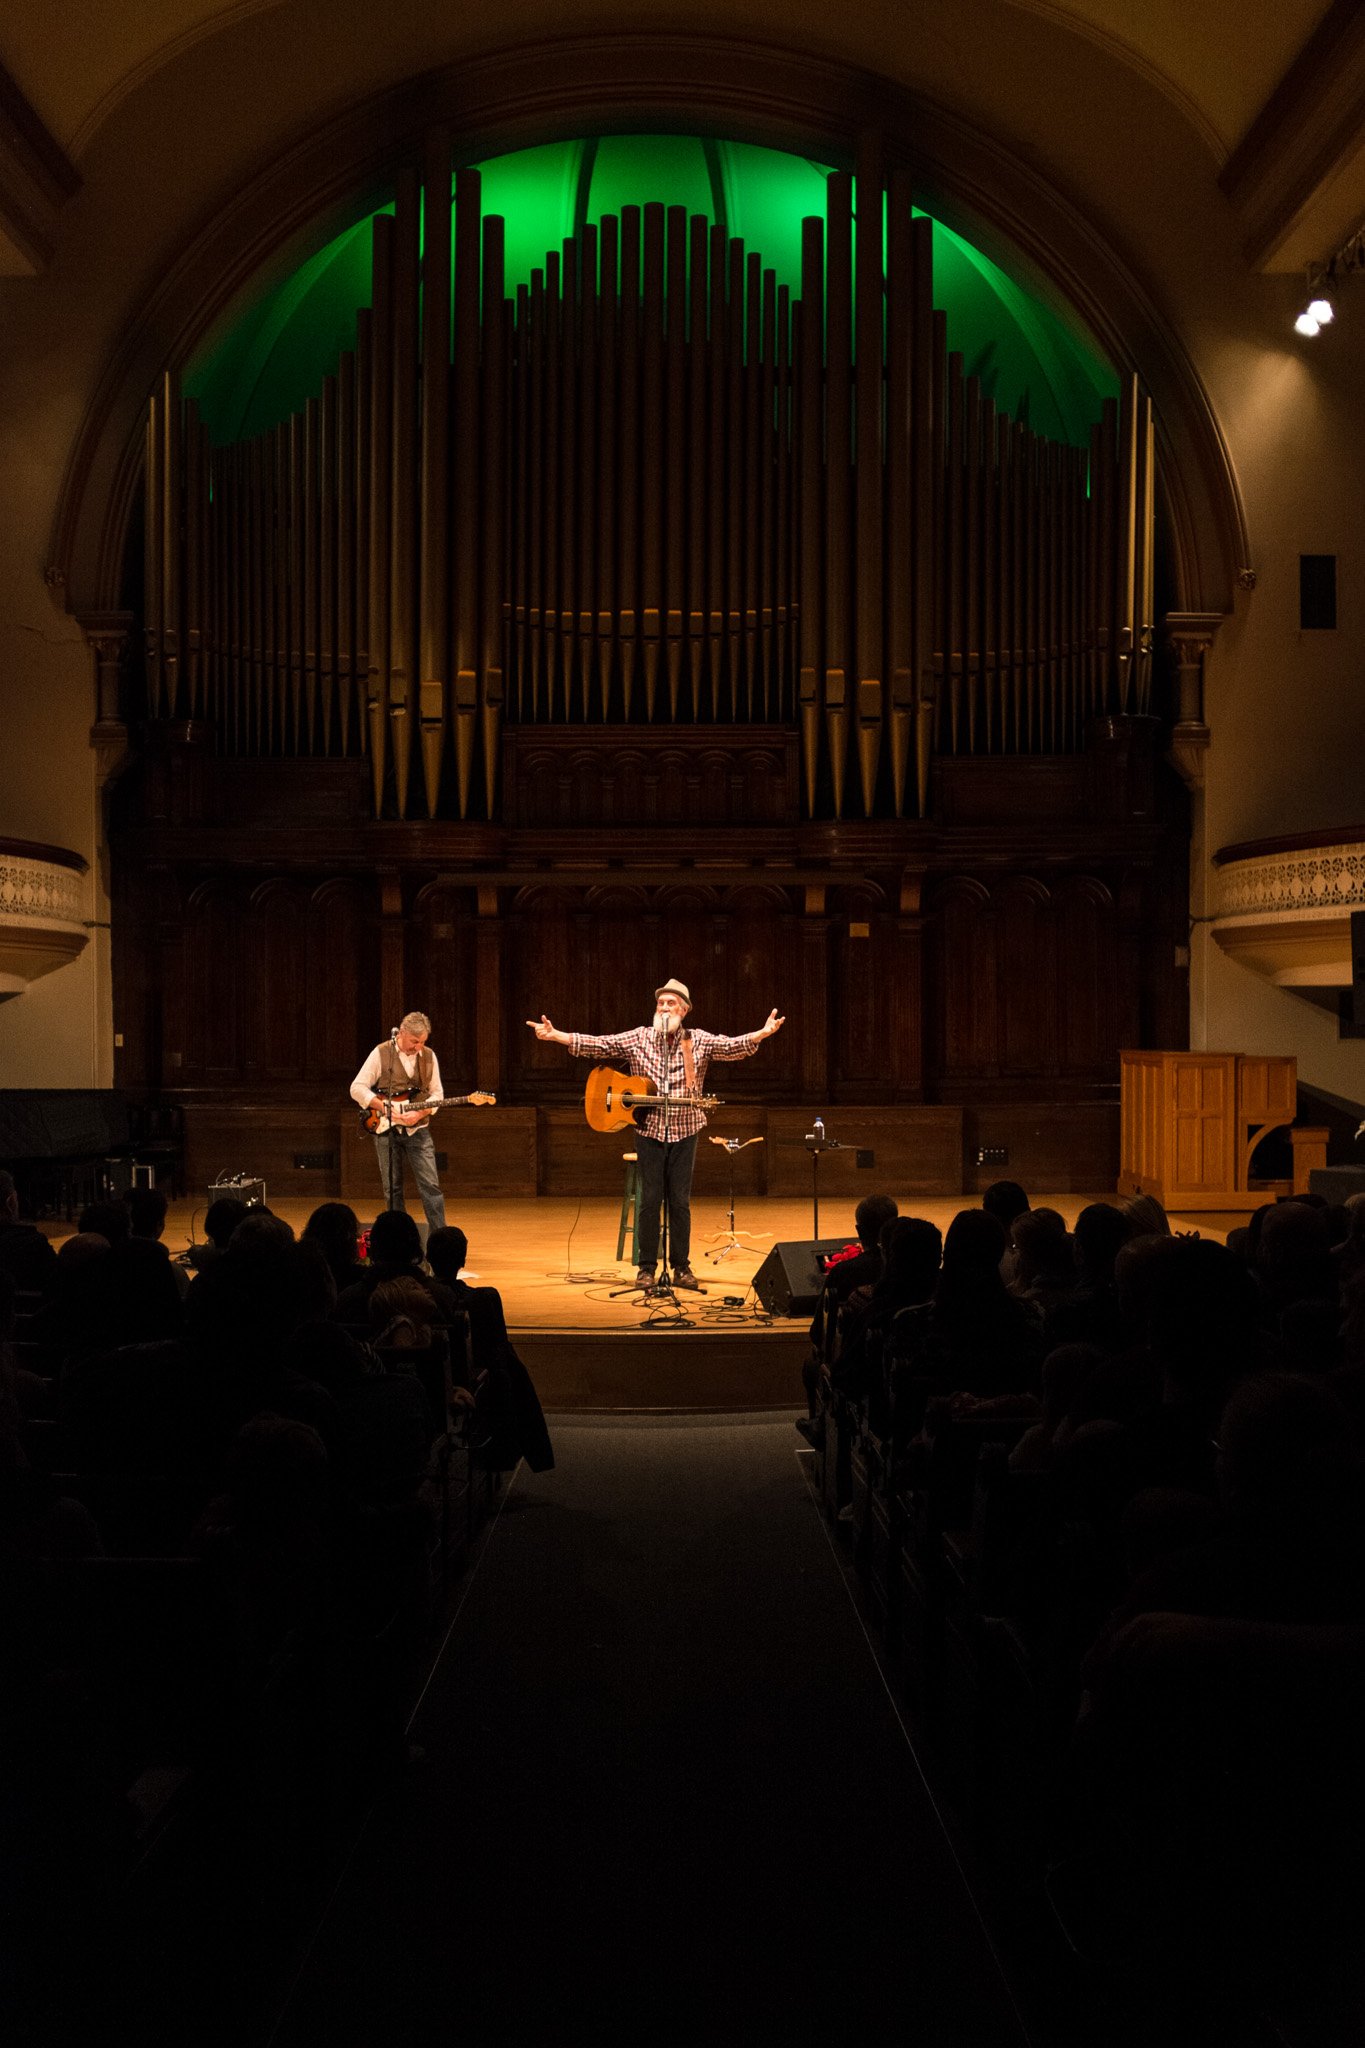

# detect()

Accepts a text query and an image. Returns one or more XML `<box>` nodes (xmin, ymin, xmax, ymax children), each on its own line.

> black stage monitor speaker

<box><xmin>752</xmin><ymin>1237</ymin><xmax>857</xmax><ymax>1317</ymax></box>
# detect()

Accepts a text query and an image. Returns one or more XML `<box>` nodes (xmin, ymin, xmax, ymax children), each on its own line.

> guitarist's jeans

<box><xmin>636</xmin><ymin>1131</ymin><xmax>699</xmax><ymax>1271</ymax></box>
<box><xmin>372</xmin><ymin>1127</ymin><xmax>446</xmax><ymax>1244</ymax></box>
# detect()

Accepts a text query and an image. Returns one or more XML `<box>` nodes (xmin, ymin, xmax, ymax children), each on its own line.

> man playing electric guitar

<box><xmin>350</xmin><ymin>1010</ymin><xmax>450</xmax><ymax>1242</ymax></box>
<box><xmin>528</xmin><ymin>979</ymin><xmax>783</xmax><ymax>1294</ymax></box>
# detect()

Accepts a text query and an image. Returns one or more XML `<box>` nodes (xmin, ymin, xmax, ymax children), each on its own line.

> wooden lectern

<box><xmin>1119</xmin><ymin>1051</ymin><xmax>1316</xmax><ymax>1211</ymax></box>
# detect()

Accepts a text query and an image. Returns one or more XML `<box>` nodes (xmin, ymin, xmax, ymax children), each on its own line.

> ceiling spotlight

<box><xmin>1307</xmin><ymin>295</ymin><xmax>1335</xmax><ymax>324</ymax></box>
<box><xmin>1294</xmin><ymin>309</ymin><xmax>1320</xmax><ymax>336</ymax></box>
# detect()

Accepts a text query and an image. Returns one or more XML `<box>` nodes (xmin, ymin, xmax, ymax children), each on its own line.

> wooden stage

<box><xmin>100</xmin><ymin>1191</ymin><xmax>1235</xmax><ymax>1414</ymax></box>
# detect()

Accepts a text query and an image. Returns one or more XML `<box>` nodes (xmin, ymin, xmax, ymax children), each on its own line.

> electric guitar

<box><xmin>584</xmin><ymin>1066</ymin><xmax>720</xmax><ymax>1134</ymax></box>
<box><xmin>359</xmin><ymin>1090</ymin><xmax>496</xmax><ymax>1137</ymax></box>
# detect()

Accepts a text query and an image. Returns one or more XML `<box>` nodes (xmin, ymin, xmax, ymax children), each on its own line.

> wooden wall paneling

<box><xmin>418</xmin><ymin>129</ymin><xmax>452</xmax><ymax>816</ymax></box>
<box><xmin>831</xmin><ymin>890</ymin><xmax>886</xmax><ymax>1093</ymax></box>
<box><xmin>507</xmin><ymin>886</ymin><xmax>580</xmax><ymax>1113</ymax></box>
<box><xmin>1055</xmin><ymin>875</ymin><xmax>1119</xmax><ymax>1078</ymax></box>
<box><xmin>340</xmin><ymin>1103</ymin><xmax>538</xmax><ymax>1203</ymax></box>
<box><xmin>183</xmin><ymin>401</ymin><xmax>203</xmax><ymax>720</ymax></box>
<box><xmin>241</xmin><ymin>880</ymin><xmax>308</xmax><ymax>1080</ymax></box>
<box><xmin>798</xmin><ymin>890</ymin><xmax>830</xmax><ymax>1104</ymax></box>
<box><xmin>722</xmin><ymin>885</ymin><xmax>799</xmax><ymax>1099</ymax></box>
<box><xmin>304</xmin><ymin>878</ymin><xmax>374</xmax><ymax>1079</ymax></box>
<box><xmin>996</xmin><ymin>875</ymin><xmax>1058</xmax><ymax>1076</ymax></box>
<box><xmin>406</xmin><ymin>881</ymin><xmax>479</xmax><ymax>1092</ymax></box>
<box><xmin>766</xmin><ymin>1105</ymin><xmax>964</xmax><ymax>1199</ymax></box>
<box><xmin>931</xmin><ymin>875</ymin><xmax>998</xmax><ymax>1080</ymax></box>
<box><xmin>890</xmin><ymin>869</ymin><xmax>926</xmax><ymax>1099</ymax></box>
<box><xmin>962</xmin><ymin>1100</ymin><xmax>1120</xmax><ymax>1193</ymax></box>
<box><xmin>184</xmin><ymin>881</ymin><xmax>242</xmax><ymax>1081</ymax></box>
<box><xmin>161</xmin><ymin>373</ymin><xmax>182</xmax><ymax>719</ymax></box>
<box><xmin>473</xmin><ymin>888</ymin><xmax>504</xmax><ymax>1096</ymax></box>
<box><xmin>183</xmin><ymin>1100</ymin><xmax>352</xmax><ymax>1208</ymax></box>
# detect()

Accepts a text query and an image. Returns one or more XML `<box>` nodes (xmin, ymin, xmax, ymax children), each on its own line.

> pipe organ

<box><xmin>142</xmin><ymin>139</ymin><xmax>1158</xmax><ymax>822</ymax></box>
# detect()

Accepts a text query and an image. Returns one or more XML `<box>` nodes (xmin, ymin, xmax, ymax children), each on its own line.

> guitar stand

<box><xmin>703</xmin><ymin>1135</ymin><xmax>769</xmax><ymax>1264</ymax></box>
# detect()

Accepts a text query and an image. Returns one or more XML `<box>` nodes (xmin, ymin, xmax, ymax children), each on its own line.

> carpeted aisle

<box><xmin>271</xmin><ymin>1415</ymin><xmax>1032</xmax><ymax>2048</ymax></box>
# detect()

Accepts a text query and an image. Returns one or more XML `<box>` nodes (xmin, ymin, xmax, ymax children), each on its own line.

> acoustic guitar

<box><xmin>359</xmin><ymin>1090</ymin><xmax>495</xmax><ymax>1137</ymax></box>
<box><xmin>583</xmin><ymin>1066</ymin><xmax>719</xmax><ymax>1134</ymax></box>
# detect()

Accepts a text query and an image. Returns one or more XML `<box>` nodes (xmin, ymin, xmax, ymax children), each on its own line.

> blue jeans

<box><xmin>372</xmin><ymin>1126</ymin><xmax>446</xmax><ymax>1242</ymax></box>
<box><xmin>636</xmin><ymin>1130</ymin><xmax>699</xmax><ymax>1270</ymax></box>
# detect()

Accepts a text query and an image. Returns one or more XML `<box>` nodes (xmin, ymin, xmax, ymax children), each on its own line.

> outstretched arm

<box><xmin>526</xmin><ymin>1016</ymin><xmax>642</xmax><ymax>1062</ymax></box>
<box><xmin>526</xmin><ymin>1015</ymin><xmax>572</xmax><ymax>1046</ymax></box>
<box><xmin>701</xmin><ymin>1010</ymin><xmax>786</xmax><ymax>1061</ymax></box>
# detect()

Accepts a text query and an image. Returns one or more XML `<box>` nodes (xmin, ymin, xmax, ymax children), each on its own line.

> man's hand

<box><xmin>756</xmin><ymin>1009</ymin><xmax>785</xmax><ymax>1038</ymax></box>
<box><xmin>392</xmin><ymin>1107</ymin><xmax>425</xmax><ymax>1128</ymax></box>
<box><xmin>526</xmin><ymin>1015</ymin><xmax>569</xmax><ymax>1045</ymax></box>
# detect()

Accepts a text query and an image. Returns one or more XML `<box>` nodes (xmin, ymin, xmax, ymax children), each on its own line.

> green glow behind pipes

<box><xmin>184</xmin><ymin>134</ymin><xmax>1117</xmax><ymax>448</ymax></box>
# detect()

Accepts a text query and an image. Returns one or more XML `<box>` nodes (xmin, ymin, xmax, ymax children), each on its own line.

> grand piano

<box><xmin>0</xmin><ymin>1092</ymin><xmax>144</xmax><ymax>1218</ymax></box>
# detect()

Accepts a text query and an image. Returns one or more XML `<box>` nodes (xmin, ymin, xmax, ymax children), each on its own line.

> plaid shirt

<box><xmin>569</xmin><ymin>1024</ymin><xmax>760</xmax><ymax>1141</ymax></box>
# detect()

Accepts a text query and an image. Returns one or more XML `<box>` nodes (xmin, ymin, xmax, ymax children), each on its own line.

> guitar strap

<box><xmin>681</xmin><ymin>1031</ymin><xmax>696</xmax><ymax>1094</ymax></box>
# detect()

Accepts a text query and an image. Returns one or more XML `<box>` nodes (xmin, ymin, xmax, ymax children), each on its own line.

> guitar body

<box><xmin>359</xmin><ymin>1090</ymin><xmax>495</xmax><ymax>1137</ymax></box>
<box><xmin>584</xmin><ymin>1067</ymin><xmax>653</xmax><ymax>1134</ymax></box>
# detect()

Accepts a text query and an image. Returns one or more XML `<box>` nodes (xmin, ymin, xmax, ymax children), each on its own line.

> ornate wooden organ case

<box><xmin>113</xmin><ymin>140</ymin><xmax>1187</xmax><ymax>1197</ymax></box>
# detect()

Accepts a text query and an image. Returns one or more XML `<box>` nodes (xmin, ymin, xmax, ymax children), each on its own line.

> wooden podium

<box><xmin>1119</xmin><ymin>1051</ymin><xmax>1315</xmax><ymax>1211</ymax></box>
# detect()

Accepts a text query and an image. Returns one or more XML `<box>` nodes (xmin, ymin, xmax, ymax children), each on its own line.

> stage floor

<box><xmin>48</xmin><ymin>1192</ymin><xmax>1236</xmax><ymax>1411</ymax></box>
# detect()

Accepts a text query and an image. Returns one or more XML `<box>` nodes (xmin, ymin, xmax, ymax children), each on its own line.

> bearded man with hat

<box><xmin>528</xmin><ymin>981</ymin><xmax>783</xmax><ymax>1293</ymax></box>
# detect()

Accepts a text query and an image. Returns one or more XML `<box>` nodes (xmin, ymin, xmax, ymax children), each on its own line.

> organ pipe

<box><xmin>143</xmin><ymin>154</ymin><xmax>1161</xmax><ymax>819</ymax></box>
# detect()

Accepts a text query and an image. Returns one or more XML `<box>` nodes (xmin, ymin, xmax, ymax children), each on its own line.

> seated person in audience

<box><xmin>424</xmin><ymin>1225</ymin><xmax>555</xmax><ymax>1473</ymax></box>
<box><xmin>333</xmin><ymin>1209</ymin><xmax>461</xmax><ymax>1327</ymax></box>
<box><xmin>834</xmin><ymin>1215</ymin><xmax>942</xmax><ymax>1399</ymax></box>
<box><xmin>75</xmin><ymin>1197</ymin><xmax>183</xmax><ymax>1343</ymax></box>
<box><xmin>0</xmin><ymin>1428</ymin><xmax>103</xmax><ymax>1561</ymax></box>
<box><xmin>290</xmin><ymin>1322</ymin><xmax>433</xmax><ymax>1507</ymax></box>
<box><xmin>1253</xmin><ymin>1199</ymin><xmax>1337</xmax><ymax>1325</ymax></box>
<box><xmin>893</xmin><ymin>1207</ymin><xmax>1044</xmax><ymax>1398</ymax></box>
<box><xmin>1009</xmin><ymin>1342</ymin><xmax>1104</xmax><ymax>1470</ymax></box>
<box><xmin>983</xmin><ymin>1178</ymin><xmax>1030</xmax><ymax>1285</ymax></box>
<box><xmin>183</xmin><ymin>1221</ymin><xmax>337</xmax><ymax>1444</ymax></box>
<box><xmin>302</xmin><ymin>1202</ymin><xmax>367</xmax><ymax>1297</ymax></box>
<box><xmin>1120</xmin><ymin>1191</ymin><xmax>1174</xmax><ymax>1239</ymax></box>
<box><xmin>1008</xmin><ymin>1209</ymin><xmax>1077</xmax><ymax>1319</ymax></box>
<box><xmin>186</xmin><ymin>1193</ymin><xmax>250</xmax><ymax>1273</ymax></box>
<box><xmin>1044</xmin><ymin>1201</ymin><xmax>1134</xmax><ymax>1353</ymax></box>
<box><xmin>800</xmin><ymin>1192</ymin><xmax>900</xmax><ymax>1421</ymax></box>
<box><xmin>126</xmin><ymin>1183</ymin><xmax>189</xmax><ymax>1299</ymax></box>
<box><xmin>0</xmin><ymin>1169</ymin><xmax>57</xmax><ymax>1292</ymax></box>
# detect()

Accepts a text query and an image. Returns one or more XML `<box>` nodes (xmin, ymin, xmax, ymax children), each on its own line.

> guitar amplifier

<box><xmin>207</xmin><ymin>1175</ymin><xmax>267</xmax><ymax>1208</ymax></box>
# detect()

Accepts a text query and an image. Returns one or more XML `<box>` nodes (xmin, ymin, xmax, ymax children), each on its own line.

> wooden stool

<box><xmin>616</xmin><ymin>1151</ymin><xmax>642</xmax><ymax>1264</ymax></box>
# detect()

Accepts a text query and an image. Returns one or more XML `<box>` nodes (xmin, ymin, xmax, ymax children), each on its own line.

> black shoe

<box><xmin>635</xmin><ymin>1266</ymin><xmax>657</xmax><ymax>1294</ymax></box>
<box><xmin>672</xmin><ymin>1267</ymin><xmax>704</xmax><ymax>1292</ymax></box>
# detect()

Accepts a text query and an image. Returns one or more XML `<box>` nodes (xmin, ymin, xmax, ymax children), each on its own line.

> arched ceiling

<box><xmin>0</xmin><ymin>2</ymin><xmax>1359</xmax><ymax>276</ymax></box>
<box><xmin>0</xmin><ymin>0</ymin><xmax>1331</xmax><ymax>163</ymax></box>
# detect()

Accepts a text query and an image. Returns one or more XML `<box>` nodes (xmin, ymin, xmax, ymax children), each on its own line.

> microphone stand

<box><xmin>805</xmin><ymin>1119</ymin><xmax>845</xmax><ymax>1239</ymax></box>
